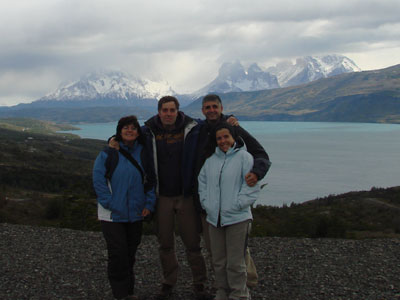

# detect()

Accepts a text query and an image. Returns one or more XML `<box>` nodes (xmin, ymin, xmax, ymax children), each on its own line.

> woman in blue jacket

<box><xmin>93</xmin><ymin>115</ymin><xmax>156</xmax><ymax>300</ymax></box>
<box><xmin>198</xmin><ymin>122</ymin><xmax>260</xmax><ymax>300</ymax></box>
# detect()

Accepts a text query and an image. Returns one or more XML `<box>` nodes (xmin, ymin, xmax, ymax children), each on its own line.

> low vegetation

<box><xmin>252</xmin><ymin>187</ymin><xmax>400</xmax><ymax>239</ymax></box>
<box><xmin>1</xmin><ymin>118</ymin><xmax>400</xmax><ymax>239</ymax></box>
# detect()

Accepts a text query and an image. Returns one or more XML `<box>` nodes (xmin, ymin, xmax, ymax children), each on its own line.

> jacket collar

<box><xmin>119</xmin><ymin>140</ymin><xmax>139</xmax><ymax>152</ymax></box>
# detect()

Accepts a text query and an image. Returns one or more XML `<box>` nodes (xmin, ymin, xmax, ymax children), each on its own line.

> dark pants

<box><xmin>101</xmin><ymin>221</ymin><xmax>143</xmax><ymax>299</ymax></box>
<box><xmin>156</xmin><ymin>195</ymin><xmax>207</xmax><ymax>286</ymax></box>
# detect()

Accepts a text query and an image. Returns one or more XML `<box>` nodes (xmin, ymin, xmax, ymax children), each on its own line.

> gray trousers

<box><xmin>201</xmin><ymin>214</ymin><xmax>258</xmax><ymax>287</ymax></box>
<box><xmin>208</xmin><ymin>220</ymin><xmax>251</xmax><ymax>300</ymax></box>
<box><xmin>156</xmin><ymin>195</ymin><xmax>207</xmax><ymax>286</ymax></box>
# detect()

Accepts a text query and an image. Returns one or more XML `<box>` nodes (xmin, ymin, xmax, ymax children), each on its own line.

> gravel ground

<box><xmin>1</xmin><ymin>223</ymin><xmax>400</xmax><ymax>300</ymax></box>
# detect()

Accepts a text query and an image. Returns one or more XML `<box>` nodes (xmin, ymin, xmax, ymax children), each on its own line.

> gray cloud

<box><xmin>0</xmin><ymin>0</ymin><xmax>399</xmax><ymax>105</ymax></box>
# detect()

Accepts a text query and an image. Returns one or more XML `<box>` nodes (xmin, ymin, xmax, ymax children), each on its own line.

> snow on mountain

<box><xmin>266</xmin><ymin>54</ymin><xmax>361</xmax><ymax>87</ymax></box>
<box><xmin>39</xmin><ymin>70</ymin><xmax>176</xmax><ymax>102</ymax></box>
<box><xmin>191</xmin><ymin>54</ymin><xmax>360</xmax><ymax>98</ymax></box>
<box><xmin>35</xmin><ymin>54</ymin><xmax>361</xmax><ymax>107</ymax></box>
<box><xmin>192</xmin><ymin>61</ymin><xmax>279</xmax><ymax>97</ymax></box>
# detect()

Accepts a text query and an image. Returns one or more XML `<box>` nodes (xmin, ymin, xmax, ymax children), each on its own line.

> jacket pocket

<box><xmin>110</xmin><ymin>198</ymin><xmax>128</xmax><ymax>221</ymax></box>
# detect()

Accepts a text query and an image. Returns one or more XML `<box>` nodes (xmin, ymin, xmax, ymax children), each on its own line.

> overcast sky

<box><xmin>1</xmin><ymin>0</ymin><xmax>399</xmax><ymax>106</ymax></box>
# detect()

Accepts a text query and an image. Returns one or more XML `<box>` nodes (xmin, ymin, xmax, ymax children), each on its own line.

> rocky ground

<box><xmin>1</xmin><ymin>223</ymin><xmax>400</xmax><ymax>300</ymax></box>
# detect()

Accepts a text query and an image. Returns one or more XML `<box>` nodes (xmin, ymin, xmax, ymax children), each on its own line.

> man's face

<box><xmin>158</xmin><ymin>101</ymin><xmax>178</xmax><ymax>126</ymax></box>
<box><xmin>202</xmin><ymin>100</ymin><xmax>223</xmax><ymax>122</ymax></box>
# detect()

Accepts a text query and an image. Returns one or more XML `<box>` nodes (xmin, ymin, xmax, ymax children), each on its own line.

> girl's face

<box><xmin>121</xmin><ymin>124</ymin><xmax>139</xmax><ymax>144</ymax></box>
<box><xmin>216</xmin><ymin>128</ymin><xmax>235</xmax><ymax>153</ymax></box>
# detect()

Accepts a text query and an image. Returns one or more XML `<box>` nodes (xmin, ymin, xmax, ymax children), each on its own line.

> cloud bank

<box><xmin>0</xmin><ymin>0</ymin><xmax>399</xmax><ymax>105</ymax></box>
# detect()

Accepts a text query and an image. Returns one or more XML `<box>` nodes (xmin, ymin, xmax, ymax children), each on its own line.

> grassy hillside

<box><xmin>252</xmin><ymin>187</ymin><xmax>400</xmax><ymax>239</ymax></box>
<box><xmin>0</xmin><ymin>119</ymin><xmax>105</xmax><ymax>230</ymax></box>
<box><xmin>1</xmin><ymin>119</ymin><xmax>399</xmax><ymax>238</ymax></box>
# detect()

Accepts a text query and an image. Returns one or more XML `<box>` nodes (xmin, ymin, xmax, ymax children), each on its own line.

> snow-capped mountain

<box><xmin>31</xmin><ymin>54</ymin><xmax>361</xmax><ymax>109</ymax></box>
<box><xmin>192</xmin><ymin>61</ymin><xmax>279</xmax><ymax>97</ymax></box>
<box><xmin>38</xmin><ymin>70</ymin><xmax>176</xmax><ymax>104</ymax></box>
<box><xmin>266</xmin><ymin>54</ymin><xmax>361</xmax><ymax>87</ymax></box>
<box><xmin>192</xmin><ymin>54</ymin><xmax>361</xmax><ymax>97</ymax></box>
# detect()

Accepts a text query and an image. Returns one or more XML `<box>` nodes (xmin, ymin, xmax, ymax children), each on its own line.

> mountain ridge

<box><xmin>184</xmin><ymin>63</ymin><xmax>400</xmax><ymax>123</ymax></box>
<box><xmin>2</xmin><ymin>56</ymin><xmax>399</xmax><ymax>124</ymax></box>
<box><xmin>2</xmin><ymin>54</ymin><xmax>360</xmax><ymax>109</ymax></box>
<box><xmin>193</xmin><ymin>54</ymin><xmax>360</xmax><ymax>97</ymax></box>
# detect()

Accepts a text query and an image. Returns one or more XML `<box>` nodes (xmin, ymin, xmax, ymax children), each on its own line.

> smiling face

<box><xmin>216</xmin><ymin>128</ymin><xmax>235</xmax><ymax>153</ymax></box>
<box><xmin>121</xmin><ymin>124</ymin><xmax>139</xmax><ymax>145</ymax></box>
<box><xmin>202</xmin><ymin>100</ymin><xmax>223</xmax><ymax>123</ymax></box>
<box><xmin>158</xmin><ymin>101</ymin><xmax>178</xmax><ymax>127</ymax></box>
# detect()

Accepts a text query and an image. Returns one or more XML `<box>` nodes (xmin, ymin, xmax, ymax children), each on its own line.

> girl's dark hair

<box><xmin>204</xmin><ymin>122</ymin><xmax>237</xmax><ymax>158</ymax></box>
<box><xmin>115</xmin><ymin>115</ymin><xmax>144</xmax><ymax>144</ymax></box>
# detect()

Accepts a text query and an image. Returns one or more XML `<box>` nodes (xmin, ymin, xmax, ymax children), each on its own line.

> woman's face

<box><xmin>121</xmin><ymin>124</ymin><xmax>139</xmax><ymax>144</ymax></box>
<box><xmin>216</xmin><ymin>128</ymin><xmax>235</xmax><ymax>153</ymax></box>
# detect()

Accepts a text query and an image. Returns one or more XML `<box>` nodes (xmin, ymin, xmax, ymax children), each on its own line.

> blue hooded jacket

<box><xmin>93</xmin><ymin>141</ymin><xmax>156</xmax><ymax>222</ymax></box>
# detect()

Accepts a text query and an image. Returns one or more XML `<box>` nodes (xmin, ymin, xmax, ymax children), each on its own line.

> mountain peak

<box><xmin>267</xmin><ymin>54</ymin><xmax>361</xmax><ymax>87</ymax></box>
<box><xmin>39</xmin><ymin>70</ymin><xmax>175</xmax><ymax>103</ymax></box>
<box><xmin>193</xmin><ymin>61</ymin><xmax>279</xmax><ymax>96</ymax></box>
<box><xmin>191</xmin><ymin>54</ymin><xmax>360</xmax><ymax>97</ymax></box>
<box><xmin>218</xmin><ymin>61</ymin><xmax>247</xmax><ymax>81</ymax></box>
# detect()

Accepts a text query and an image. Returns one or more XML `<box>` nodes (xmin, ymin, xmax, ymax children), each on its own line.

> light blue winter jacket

<box><xmin>92</xmin><ymin>141</ymin><xmax>156</xmax><ymax>222</ymax></box>
<box><xmin>198</xmin><ymin>141</ymin><xmax>260</xmax><ymax>227</ymax></box>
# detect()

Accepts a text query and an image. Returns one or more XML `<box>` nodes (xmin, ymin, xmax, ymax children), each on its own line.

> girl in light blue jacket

<box><xmin>198</xmin><ymin>122</ymin><xmax>259</xmax><ymax>300</ymax></box>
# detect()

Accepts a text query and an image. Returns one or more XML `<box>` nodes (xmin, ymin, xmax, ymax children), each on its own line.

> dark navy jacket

<box><xmin>142</xmin><ymin>112</ymin><xmax>201</xmax><ymax>197</ymax></box>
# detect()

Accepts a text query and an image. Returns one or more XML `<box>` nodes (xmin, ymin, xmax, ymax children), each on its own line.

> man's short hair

<box><xmin>202</xmin><ymin>94</ymin><xmax>222</xmax><ymax>105</ymax></box>
<box><xmin>158</xmin><ymin>96</ymin><xmax>180</xmax><ymax>111</ymax></box>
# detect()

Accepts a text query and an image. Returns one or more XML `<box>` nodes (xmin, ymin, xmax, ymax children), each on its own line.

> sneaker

<box><xmin>193</xmin><ymin>284</ymin><xmax>212</xmax><ymax>300</ymax></box>
<box><xmin>156</xmin><ymin>284</ymin><xmax>173</xmax><ymax>299</ymax></box>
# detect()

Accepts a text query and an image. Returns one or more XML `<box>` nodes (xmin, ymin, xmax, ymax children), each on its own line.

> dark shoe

<box><xmin>156</xmin><ymin>284</ymin><xmax>173</xmax><ymax>299</ymax></box>
<box><xmin>193</xmin><ymin>284</ymin><xmax>212</xmax><ymax>300</ymax></box>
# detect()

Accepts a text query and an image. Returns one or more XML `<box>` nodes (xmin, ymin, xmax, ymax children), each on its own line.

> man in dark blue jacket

<box><xmin>142</xmin><ymin>96</ymin><xmax>209</xmax><ymax>300</ymax></box>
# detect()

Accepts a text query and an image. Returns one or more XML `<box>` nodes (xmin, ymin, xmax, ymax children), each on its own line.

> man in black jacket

<box><xmin>194</xmin><ymin>93</ymin><xmax>271</xmax><ymax>288</ymax></box>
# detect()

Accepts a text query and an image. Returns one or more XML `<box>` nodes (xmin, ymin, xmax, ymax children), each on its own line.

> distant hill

<box><xmin>0</xmin><ymin>106</ymin><xmax>154</xmax><ymax>124</ymax></box>
<box><xmin>185</xmin><ymin>64</ymin><xmax>400</xmax><ymax>123</ymax></box>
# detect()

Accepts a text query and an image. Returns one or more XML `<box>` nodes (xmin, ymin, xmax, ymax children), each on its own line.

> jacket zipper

<box><xmin>218</xmin><ymin>155</ymin><xmax>226</xmax><ymax>227</ymax></box>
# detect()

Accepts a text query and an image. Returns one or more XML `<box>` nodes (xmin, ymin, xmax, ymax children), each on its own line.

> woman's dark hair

<box><xmin>204</xmin><ymin>122</ymin><xmax>237</xmax><ymax>158</ymax></box>
<box><xmin>115</xmin><ymin>115</ymin><xmax>144</xmax><ymax>144</ymax></box>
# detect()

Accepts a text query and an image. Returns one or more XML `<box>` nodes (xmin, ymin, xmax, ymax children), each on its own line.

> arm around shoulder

<box><xmin>238</xmin><ymin>151</ymin><xmax>260</xmax><ymax>209</ymax></box>
<box><xmin>237</xmin><ymin>127</ymin><xmax>271</xmax><ymax>179</ymax></box>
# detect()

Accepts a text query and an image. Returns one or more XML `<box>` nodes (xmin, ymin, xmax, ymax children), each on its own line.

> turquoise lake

<box><xmin>61</xmin><ymin>121</ymin><xmax>400</xmax><ymax>206</ymax></box>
